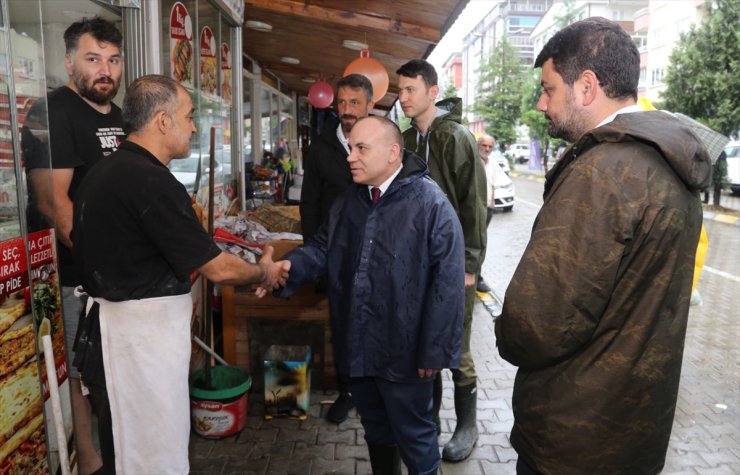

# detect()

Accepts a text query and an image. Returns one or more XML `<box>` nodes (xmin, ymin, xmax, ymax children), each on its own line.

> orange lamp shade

<box><xmin>343</xmin><ymin>49</ymin><xmax>389</xmax><ymax>103</ymax></box>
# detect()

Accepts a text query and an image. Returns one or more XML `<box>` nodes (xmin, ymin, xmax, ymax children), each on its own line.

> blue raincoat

<box><xmin>277</xmin><ymin>150</ymin><xmax>465</xmax><ymax>382</ymax></box>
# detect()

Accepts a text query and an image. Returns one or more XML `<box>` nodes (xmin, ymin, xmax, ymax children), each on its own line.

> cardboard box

<box><xmin>263</xmin><ymin>345</ymin><xmax>312</xmax><ymax>420</ymax></box>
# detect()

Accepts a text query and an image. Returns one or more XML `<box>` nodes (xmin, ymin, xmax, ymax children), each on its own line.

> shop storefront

<box><xmin>0</xmin><ymin>0</ymin><xmax>245</xmax><ymax>472</ymax></box>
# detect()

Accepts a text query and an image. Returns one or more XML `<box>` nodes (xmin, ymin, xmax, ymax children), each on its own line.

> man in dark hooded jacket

<box><xmin>494</xmin><ymin>18</ymin><xmax>711</xmax><ymax>475</ymax></box>
<box><xmin>268</xmin><ymin>116</ymin><xmax>465</xmax><ymax>475</ymax></box>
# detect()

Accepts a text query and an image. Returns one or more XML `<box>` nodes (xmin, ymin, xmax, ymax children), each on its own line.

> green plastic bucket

<box><xmin>189</xmin><ymin>366</ymin><xmax>251</xmax><ymax>438</ymax></box>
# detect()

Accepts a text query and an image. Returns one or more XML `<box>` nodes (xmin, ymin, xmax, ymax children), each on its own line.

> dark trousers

<box><xmin>486</xmin><ymin>207</ymin><xmax>494</xmax><ymax>226</ymax></box>
<box><xmin>350</xmin><ymin>377</ymin><xmax>439</xmax><ymax>475</ymax></box>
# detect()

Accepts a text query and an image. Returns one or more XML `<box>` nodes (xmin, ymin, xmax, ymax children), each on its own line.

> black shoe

<box><xmin>327</xmin><ymin>392</ymin><xmax>354</xmax><ymax>423</ymax></box>
<box><xmin>476</xmin><ymin>277</ymin><xmax>491</xmax><ymax>293</ymax></box>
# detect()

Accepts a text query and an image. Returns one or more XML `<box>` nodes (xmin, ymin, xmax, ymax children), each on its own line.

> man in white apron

<box><xmin>71</xmin><ymin>75</ymin><xmax>290</xmax><ymax>475</ymax></box>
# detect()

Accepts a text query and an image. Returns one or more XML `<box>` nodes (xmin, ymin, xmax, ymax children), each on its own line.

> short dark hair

<box><xmin>534</xmin><ymin>17</ymin><xmax>639</xmax><ymax>100</ymax></box>
<box><xmin>337</xmin><ymin>74</ymin><xmax>374</xmax><ymax>103</ymax></box>
<box><xmin>123</xmin><ymin>75</ymin><xmax>183</xmax><ymax>133</ymax></box>
<box><xmin>64</xmin><ymin>16</ymin><xmax>123</xmax><ymax>54</ymax></box>
<box><xmin>396</xmin><ymin>59</ymin><xmax>438</xmax><ymax>88</ymax></box>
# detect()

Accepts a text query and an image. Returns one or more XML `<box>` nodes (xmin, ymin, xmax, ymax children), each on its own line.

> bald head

<box><xmin>346</xmin><ymin>116</ymin><xmax>404</xmax><ymax>186</ymax></box>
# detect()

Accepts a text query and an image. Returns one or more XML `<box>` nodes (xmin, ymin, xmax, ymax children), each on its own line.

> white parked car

<box><xmin>725</xmin><ymin>141</ymin><xmax>740</xmax><ymax>196</ymax></box>
<box><xmin>508</xmin><ymin>143</ymin><xmax>530</xmax><ymax>164</ymax></box>
<box><xmin>493</xmin><ymin>161</ymin><xmax>514</xmax><ymax>212</ymax></box>
<box><xmin>491</xmin><ymin>150</ymin><xmax>510</xmax><ymax>174</ymax></box>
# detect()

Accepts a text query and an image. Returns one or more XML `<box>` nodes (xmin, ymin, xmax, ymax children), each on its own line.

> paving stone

<box><xmin>335</xmin><ymin>443</ymin><xmax>369</xmax><ymax>461</ymax></box>
<box><xmin>317</xmin><ymin>426</ymin><xmax>358</xmax><ymax>445</ymax></box>
<box><xmin>267</xmin><ymin>455</ymin><xmax>313</xmax><ymax>475</ymax></box>
<box><xmin>223</xmin><ymin>455</ymin><xmax>269</xmax><ymax>475</ymax></box>
<box><xmin>309</xmin><ymin>457</ymin><xmax>356</xmax><ymax>475</ymax></box>
<box><xmin>439</xmin><ymin>459</ymin><xmax>483</xmax><ymax>475</ymax></box>
<box><xmin>276</xmin><ymin>427</ymin><xmax>319</xmax><ymax>445</ymax></box>
<box><xmin>479</xmin><ymin>459</ymin><xmax>517</xmax><ymax>475</ymax></box>
<box><xmin>293</xmin><ymin>441</ymin><xmax>335</xmax><ymax>461</ymax></box>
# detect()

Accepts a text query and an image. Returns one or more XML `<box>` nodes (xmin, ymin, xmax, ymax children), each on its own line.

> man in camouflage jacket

<box><xmin>495</xmin><ymin>18</ymin><xmax>711</xmax><ymax>475</ymax></box>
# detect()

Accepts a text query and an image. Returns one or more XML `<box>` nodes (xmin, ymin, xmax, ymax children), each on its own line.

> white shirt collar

<box><xmin>369</xmin><ymin>164</ymin><xmax>403</xmax><ymax>200</ymax></box>
<box><xmin>595</xmin><ymin>104</ymin><xmax>644</xmax><ymax>128</ymax></box>
<box><xmin>336</xmin><ymin>123</ymin><xmax>350</xmax><ymax>154</ymax></box>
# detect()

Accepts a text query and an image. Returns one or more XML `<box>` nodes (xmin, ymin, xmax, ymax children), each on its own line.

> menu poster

<box><xmin>170</xmin><ymin>1</ymin><xmax>194</xmax><ymax>88</ymax></box>
<box><xmin>0</xmin><ymin>236</ymin><xmax>49</xmax><ymax>474</ymax></box>
<box><xmin>220</xmin><ymin>42</ymin><xmax>232</xmax><ymax>102</ymax></box>
<box><xmin>199</xmin><ymin>26</ymin><xmax>217</xmax><ymax>97</ymax></box>
<box><xmin>30</xmin><ymin>229</ymin><xmax>72</xmax><ymax>474</ymax></box>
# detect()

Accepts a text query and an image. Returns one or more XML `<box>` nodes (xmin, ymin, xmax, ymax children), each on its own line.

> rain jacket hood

<box><xmin>404</xmin><ymin>97</ymin><xmax>487</xmax><ymax>275</ymax></box>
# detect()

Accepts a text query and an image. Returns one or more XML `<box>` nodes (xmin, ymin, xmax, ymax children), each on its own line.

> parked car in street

<box><xmin>507</xmin><ymin>143</ymin><xmax>530</xmax><ymax>164</ymax></box>
<box><xmin>492</xmin><ymin>150</ymin><xmax>510</xmax><ymax>174</ymax></box>
<box><xmin>169</xmin><ymin>151</ymin><xmax>227</xmax><ymax>194</ymax></box>
<box><xmin>725</xmin><ymin>141</ymin><xmax>740</xmax><ymax>196</ymax></box>
<box><xmin>493</xmin><ymin>161</ymin><xmax>514</xmax><ymax>212</ymax></box>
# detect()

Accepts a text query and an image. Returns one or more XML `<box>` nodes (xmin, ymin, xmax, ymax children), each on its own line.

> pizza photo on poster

<box><xmin>200</xmin><ymin>26</ymin><xmax>217</xmax><ymax>97</ymax></box>
<box><xmin>0</xmin><ymin>236</ymin><xmax>49</xmax><ymax>474</ymax></box>
<box><xmin>220</xmin><ymin>42</ymin><xmax>232</xmax><ymax>102</ymax></box>
<box><xmin>170</xmin><ymin>1</ymin><xmax>194</xmax><ymax>87</ymax></box>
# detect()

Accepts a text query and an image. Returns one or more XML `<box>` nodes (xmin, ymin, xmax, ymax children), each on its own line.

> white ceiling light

<box><xmin>245</xmin><ymin>20</ymin><xmax>272</xmax><ymax>32</ymax></box>
<box><xmin>342</xmin><ymin>39</ymin><xmax>368</xmax><ymax>51</ymax></box>
<box><xmin>301</xmin><ymin>77</ymin><xmax>316</xmax><ymax>83</ymax></box>
<box><xmin>281</xmin><ymin>56</ymin><xmax>300</xmax><ymax>65</ymax></box>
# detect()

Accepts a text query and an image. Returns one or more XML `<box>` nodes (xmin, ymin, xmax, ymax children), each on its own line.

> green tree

<box><xmin>441</xmin><ymin>82</ymin><xmax>459</xmax><ymax>99</ymax></box>
<box><xmin>661</xmin><ymin>0</ymin><xmax>739</xmax><ymax>206</ymax></box>
<box><xmin>517</xmin><ymin>3</ymin><xmax>578</xmax><ymax>172</ymax></box>
<box><xmin>661</xmin><ymin>0</ymin><xmax>739</xmax><ymax>138</ymax></box>
<box><xmin>471</xmin><ymin>38</ymin><xmax>525</xmax><ymax>146</ymax></box>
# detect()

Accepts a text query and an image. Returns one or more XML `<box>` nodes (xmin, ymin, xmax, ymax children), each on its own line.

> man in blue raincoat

<box><xmin>263</xmin><ymin>116</ymin><xmax>465</xmax><ymax>475</ymax></box>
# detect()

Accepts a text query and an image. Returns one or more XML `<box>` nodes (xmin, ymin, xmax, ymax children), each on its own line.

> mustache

<box><xmin>94</xmin><ymin>77</ymin><xmax>114</xmax><ymax>85</ymax></box>
<box><xmin>340</xmin><ymin>114</ymin><xmax>357</xmax><ymax>121</ymax></box>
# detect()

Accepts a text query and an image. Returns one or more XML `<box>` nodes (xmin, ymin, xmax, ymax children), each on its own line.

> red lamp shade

<box><xmin>343</xmin><ymin>49</ymin><xmax>389</xmax><ymax>103</ymax></box>
<box><xmin>307</xmin><ymin>79</ymin><xmax>334</xmax><ymax>109</ymax></box>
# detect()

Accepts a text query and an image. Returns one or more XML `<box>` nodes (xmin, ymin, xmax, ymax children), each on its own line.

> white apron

<box><xmin>89</xmin><ymin>293</ymin><xmax>192</xmax><ymax>475</ymax></box>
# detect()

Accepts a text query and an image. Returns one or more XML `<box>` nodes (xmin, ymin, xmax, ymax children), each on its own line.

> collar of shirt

<box><xmin>336</xmin><ymin>123</ymin><xmax>350</xmax><ymax>154</ymax></box>
<box><xmin>595</xmin><ymin>104</ymin><xmax>644</xmax><ymax>129</ymax></box>
<box><xmin>368</xmin><ymin>164</ymin><xmax>404</xmax><ymax>200</ymax></box>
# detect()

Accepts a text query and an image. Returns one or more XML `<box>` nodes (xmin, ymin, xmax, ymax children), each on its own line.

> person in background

<box><xmin>299</xmin><ymin>73</ymin><xmax>375</xmax><ymax>423</ymax></box>
<box><xmin>476</xmin><ymin>134</ymin><xmax>497</xmax><ymax>293</ymax></box>
<box><xmin>494</xmin><ymin>18</ymin><xmax>710</xmax><ymax>475</ymax></box>
<box><xmin>397</xmin><ymin>58</ymin><xmax>487</xmax><ymax>462</ymax></box>
<box><xmin>71</xmin><ymin>75</ymin><xmax>290</xmax><ymax>475</ymax></box>
<box><xmin>22</xmin><ymin>17</ymin><xmax>125</xmax><ymax>475</ymax></box>
<box><xmin>263</xmin><ymin>116</ymin><xmax>465</xmax><ymax>475</ymax></box>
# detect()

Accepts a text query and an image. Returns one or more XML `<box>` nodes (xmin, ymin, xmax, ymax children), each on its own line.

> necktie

<box><xmin>371</xmin><ymin>187</ymin><xmax>381</xmax><ymax>205</ymax></box>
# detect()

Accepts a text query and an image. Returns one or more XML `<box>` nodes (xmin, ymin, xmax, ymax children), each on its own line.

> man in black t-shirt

<box><xmin>72</xmin><ymin>75</ymin><xmax>290</xmax><ymax>474</ymax></box>
<box><xmin>23</xmin><ymin>17</ymin><xmax>125</xmax><ymax>475</ymax></box>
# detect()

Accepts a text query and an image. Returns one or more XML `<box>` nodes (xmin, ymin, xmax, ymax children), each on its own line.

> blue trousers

<box><xmin>349</xmin><ymin>377</ymin><xmax>439</xmax><ymax>475</ymax></box>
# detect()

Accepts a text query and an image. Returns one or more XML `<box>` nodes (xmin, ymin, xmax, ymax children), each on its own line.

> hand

<box><xmin>418</xmin><ymin>368</ymin><xmax>441</xmax><ymax>378</ymax></box>
<box><xmin>255</xmin><ymin>245</ymin><xmax>291</xmax><ymax>296</ymax></box>
<box><xmin>464</xmin><ymin>272</ymin><xmax>476</xmax><ymax>289</ymax></box>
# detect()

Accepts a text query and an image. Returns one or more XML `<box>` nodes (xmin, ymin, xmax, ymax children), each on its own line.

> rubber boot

<box><xmin>432</xmin><ymin>372</ymin><xmax>442</xmax><ymax>435</ymax></box>
<box><xmin>368</xmin><ymin>444</ymin><xmax>402</xmax><ymax>475</ymax></box>
<box><xmin>442</xmin><ymin>382</ymin><xmax>478</xmax><ymax>462</ymax></box>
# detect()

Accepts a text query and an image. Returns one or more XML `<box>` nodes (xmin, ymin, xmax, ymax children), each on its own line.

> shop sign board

<box><xmin>199</xmin><ymin>26</ymin><xmax>217</xmax><ymax>98</ymax></box>
<box><xmin>169</xmin><ymin>1</ymin><xmax>194</xmax><ymax>89</ymax></box>
<box><xmin>221</xmin><ymin>42</ymin><xmax>232</xmax><ymax>102</ymax></box>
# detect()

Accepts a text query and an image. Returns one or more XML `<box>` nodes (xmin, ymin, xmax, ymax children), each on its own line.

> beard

<box><xmin>545</xmin><ymin>92</ymin><xmax>590</xmax><ymax>143</ymax></box>
<box><xmin>73</xmin><ymin>70</ymin><xmax>120</xmax><ymax>105</ymax></box>
<box><xmin>340</xmin><ymin>114</ymin><xmax>358</xmax><ymax>133</ymax></box>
